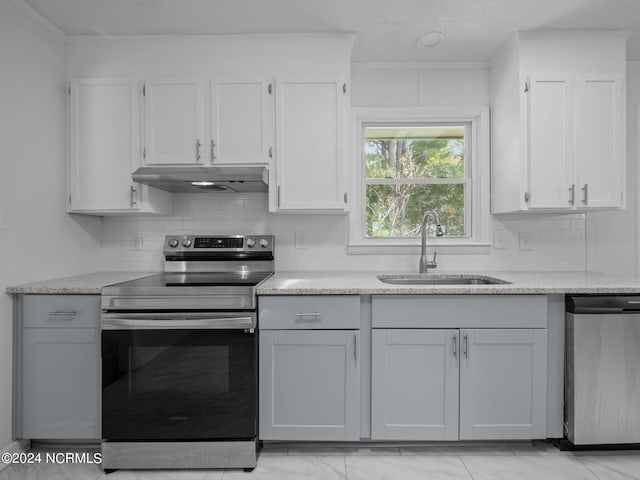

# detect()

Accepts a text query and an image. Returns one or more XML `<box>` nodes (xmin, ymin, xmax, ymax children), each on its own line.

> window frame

<box><xmin>348</xmin><ymin>107</ymin><xmax>491</xmax><ymax>255</ymax></box>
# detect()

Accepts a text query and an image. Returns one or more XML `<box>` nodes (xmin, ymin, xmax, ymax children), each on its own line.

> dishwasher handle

<box><xmin>566</xmin><ymin>295</ymin><xmax>640</xmax><ymax>314</ymax></box>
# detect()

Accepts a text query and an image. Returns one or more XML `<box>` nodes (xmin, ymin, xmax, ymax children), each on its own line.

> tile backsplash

<box><xmin>99</xmin><ymin>193</ymin><xmax>586</xmax><ymax>272</ymax></box>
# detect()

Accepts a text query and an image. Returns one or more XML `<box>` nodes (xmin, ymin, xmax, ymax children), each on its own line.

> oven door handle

<box><xmin>101</xmin><ymin>313</ymin><xmax>255</xmax><ymax>330</ymax></box>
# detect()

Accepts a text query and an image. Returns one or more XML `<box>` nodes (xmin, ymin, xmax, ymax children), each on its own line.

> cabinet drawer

<box><xmin>372</xmin><ymin>295</ymin><xmax>547</xmax><ymax>329</ymax></box>
<box><xmin>259</xmin><ymin>296</ymin><xmax>360</xmax><ymax>329</ymax></box>
<box><xmin>23</xmin><ymin>295</ymin><xmax>101</xmax><ymax>329</ymax></box>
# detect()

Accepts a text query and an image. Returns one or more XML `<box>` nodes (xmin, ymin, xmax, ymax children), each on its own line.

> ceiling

<box><xmin>21</xmin><ymin>0</ymin><xmax>640</xmax><ymax>63</ymax></box>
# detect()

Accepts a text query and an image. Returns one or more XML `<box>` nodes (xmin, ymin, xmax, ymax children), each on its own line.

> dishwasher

<box><xmin>565</xmin><ymin>295</ymin><xmax>640</xmax><ymax>446</ymax></box>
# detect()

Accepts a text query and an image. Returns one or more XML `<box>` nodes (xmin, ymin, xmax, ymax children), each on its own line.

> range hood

<box><xmin>132</xmin><ymin>166</ymin><xmax>269</xmax><ymax>193</ymax></box>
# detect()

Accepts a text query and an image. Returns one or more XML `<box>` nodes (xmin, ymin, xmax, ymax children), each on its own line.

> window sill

<box><xmin>347</xmin><ymin>242</ymin><xmax>492</xmax><ymax>255</ymax></box>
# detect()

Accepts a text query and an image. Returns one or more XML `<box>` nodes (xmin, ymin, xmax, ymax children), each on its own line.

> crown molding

<box><xmin>9</xmin><ymin>0</ymin><xmax>66</xmax><ymax>42</ymax></box>
<box><xmin>352</xmin><ymin>62</ymin><xmax>489</xmax><ymax>70</ymax></box>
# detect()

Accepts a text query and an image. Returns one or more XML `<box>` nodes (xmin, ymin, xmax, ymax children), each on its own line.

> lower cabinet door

<box><xmin>22</xmin><ymin>328</ymin><xmax>101</xmax><ymax>439</ymax></box>
<box><xmin>459</xmin><ymin>328</ymin><xmax>547</xmax><ymax>440</ymax></box>
<box><xmin>371</xmin><ymin>329</ymin><xmax>459</xmax><ymax>440</ymax></box>
<box><xmin>259</xmin><ymin>330</ymin><xmax>360</xmax><ymax>440</ymax></box>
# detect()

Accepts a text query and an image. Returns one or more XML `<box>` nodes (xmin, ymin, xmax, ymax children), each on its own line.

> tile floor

<box><xmin>1</xmin><ymin>442</ymin><xmax>640</xmax><ymax>480</ymax></box>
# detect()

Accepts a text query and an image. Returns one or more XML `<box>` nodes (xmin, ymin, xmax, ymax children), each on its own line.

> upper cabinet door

<box><xmin>210</xmin><ymin>79</ymin><xmax>274</xmax><ymax>165</ymax></box>
<box><xmin>526</xmin><ymin>75</ymin><xmax>575</xmax><ymax>209</ymax></box>
<box><xmin>69</xmin><ymin>79</ymin><xmax>141</xmax><ymax>211</ymax></box>
<box><xmin>575</xmin><ymin>76</ymin><xmax>624</xmax><ymax>208</ymax></box>
<box><xmin>143</xmin><ymin>78</ymin><xmax>205</xmax><ymax>165</ymax></box>
<box><xmin>274</xmin><ymin>79</ymin><xmax>347</xmax><ymax>211</ymax></box>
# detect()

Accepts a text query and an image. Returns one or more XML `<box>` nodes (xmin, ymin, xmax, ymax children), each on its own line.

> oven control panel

<box><xmin>164</xmin><ymin>235</ymin><xmax>274</xmax><ymax>253</ymax></box>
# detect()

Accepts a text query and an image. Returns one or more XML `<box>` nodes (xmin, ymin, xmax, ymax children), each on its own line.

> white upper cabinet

<box><xmin>527</xmin><ymin>75</ymin><xmax>575</xmax><ymax>209</ymax></box>
<box><xmin>271</xmin><ymin>79</ymin><xmax>348</xmax><ymax>212</ymax></box>
<box><xmin>526</xmin><ymin>74</ymin><xmax>623</xmax><ymax>210</ymax></box>
<box><xmin>490</xmin><ymin>32</ymin><xmax>626</xmax><ymax>213</ymax></box>
<box><xmin>575</xmin><ymin>76</ymin><xmax>624</xmax><ymax>208</ymax></box>
<box><xmin>68</xmin><ymin>79</ymin><xmax>170</xmax><ymax>215</ymax></box>
<box><xmin>143</xmin><ymin>78</ymin><xmax>274</xmax><ymax>167</ymax></box>
<box><xmin>143</xmin><ymin>78</ymin><xmax>205</xmax><ymax>165</ymax></box>
<box><xmin>209</xmin><ymin>79</ymin><xmax>274</xmax><ymax>165</ymax></box>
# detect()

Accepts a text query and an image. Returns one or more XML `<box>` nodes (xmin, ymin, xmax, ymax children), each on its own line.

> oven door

<box><xmin>101</xmin><ymin>312</ymin><xmax>256</xmax><ymax>441</ymax></box>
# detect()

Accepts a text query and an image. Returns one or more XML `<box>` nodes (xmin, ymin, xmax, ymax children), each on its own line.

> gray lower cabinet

<box><xmin>459</xmin><ymin>328</ymin><xmax>547</xmax><ymax>440</ymax></box>
<box><xmin>372</xmin><ymin>327</ymin><xmax>547</xmax><ymax>441</ymax></box>
<box><xmin>371</xmin><ymin>329</ymin><xmax>459</xmax><ymax>440</ymax></box>
<box><xmin>258</xmin><ymin>295</ymin><xmax>361</xmax><ymax>441</ymax></box>
<box><xmin>259</xmin><ymin>329</ymin><xmax>360</xmax><ymax>441</ymax></box>
<box><xmin>371</xmin><ymin>295</ymin><xmax>548</xmax><ymax>441</ymax></box>
<box><xmin>17</xmin><ymin>295</ymin><xmax>101</xmax><ymax>439</ymax></box>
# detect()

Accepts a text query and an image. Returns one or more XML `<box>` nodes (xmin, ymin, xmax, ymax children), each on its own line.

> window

<box><xmin>365</xmin><ymin>125</ymin><xmax>468</xmax><ymax>238</ymax></box>
<box><xmin>349</xmin><ymin>108</ymin><xmax>490</xmax><ymax>254</ymax></box>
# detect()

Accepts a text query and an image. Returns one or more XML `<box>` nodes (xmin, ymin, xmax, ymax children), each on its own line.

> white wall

<box><xmin>350</xmin><ymin>66</ymin><xmax>584</xmax><ymax>272</ymax></box>
<box><xmin>585</xmin><ymin>66</ymin><xmax>640</xmax><ymax>276</ymax></box>
<box><xmin>66</xmin><ymin>34</ymin><xmax>352</xmax><ymax>78</ymax></box>
<box><xmin>73</xmin><ymin>34</ymin><xmax>586</xmax><ymax>273</ymax></box>
<box><xmin>0</xmin><ymin>0</ymin><xmax>102</xmax><ymax>452</ymax></box>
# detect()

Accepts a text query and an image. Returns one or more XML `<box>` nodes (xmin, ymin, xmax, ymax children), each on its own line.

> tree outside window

<box><xmin>364</xmin><ymin>125</ymin><xmax>469</xmax><ymax>239</ymax></box>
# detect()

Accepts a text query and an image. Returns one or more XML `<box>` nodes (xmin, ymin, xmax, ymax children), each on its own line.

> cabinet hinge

<box><xmin>342</xmin><ymin>83</ymin><xmax>347</xmax><ymax>94</ymax></box>
<box><xmin>524</xmin><ymin>81</ymin><xmax>528</xmax><ymax>93</ymax></box>
<box><xmin>268</xmin><ymin>83</ymin><xmax>273</xmax><ymax>95</ymax></box>
<box><xmin>524</xmin><ymin>192</ymin><xmax>531</xmax><ymax>203</ymax></box>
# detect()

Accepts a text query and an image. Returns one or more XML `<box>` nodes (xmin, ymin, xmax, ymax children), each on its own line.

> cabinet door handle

<box><xmin>277</xmin><ymin>186</ymin><xmax>281</xmax><ymax>208</ymax></box>
<box><xmin>211</xmin><ymin>139</ymin><xmax>216</xmax><ymax>163</ymax></box>
<box><xmin>294</xmin><ymin>312</ymin><xmax>322</xmax><ymax>322</ymax></box>
<box><xmin>130</xmin><ymin>185</ymin><xmax>138</xmax><ymax>207</ymax></box>
<box><xmin>463</xmin><ymin>333</ymin><xmax>468</xmax><ymax>359</ymax></box>
<box><xmin>269</xmin><ymin>147</ymin><xmax>273</xmax><ymax>158</ymax></box>
<box><xmin>582</xmin><ymin>184</ymin><xmax>588</xmax><ymax>205</ymax></box>
<box><xmin>48</xmin><ymin>311</ymin><xmax>76</xmax><ymax>317</ymax></box>
<box><xmin>353</xmin><ymin>334</ymin><xmax>358</xmax><ymax>362</ymax></box>
<box><xmin>568</xmin><ymin>184</ymin><xmax>575</xmax><ymax>205</ymax></box>
<box><xmin>452</xmin><ymin>334</ymin><xmax>457</xmax><ymax>359</ymax></box>
<box><xmin>196</xmin><ymin>139</ymin><xmax>202</xmax><ymax>162</ymax></box>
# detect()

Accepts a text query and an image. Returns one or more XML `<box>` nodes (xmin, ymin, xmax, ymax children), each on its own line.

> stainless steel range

<box><xmin>100</xmin><ymin>234</ymin><xmax>274</xmax><ymax>471</ymax></box>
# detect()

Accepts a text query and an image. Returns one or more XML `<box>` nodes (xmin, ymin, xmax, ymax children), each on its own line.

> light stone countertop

<box><xmin>256</xmin><ymin>271</ymin><xmax>640</xmax><ymax>295</ymax></box>
<box><xmin>6</xmin><ymin>270</ymin><xmax>640</xmax><ymax>295</ymax></box>
<box><xmin>5</xmin><ymin>272</ymin><xmax>155</xmax><ymax>294</ymax></box>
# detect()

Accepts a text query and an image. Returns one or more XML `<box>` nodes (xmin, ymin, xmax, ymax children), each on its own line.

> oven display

<box><xmin>194</xmin><ymin>237</ymin><xmax>243</xmax><ymax>249</ymax></box>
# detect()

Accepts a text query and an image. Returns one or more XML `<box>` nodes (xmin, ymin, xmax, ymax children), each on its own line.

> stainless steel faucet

<box><xmin>419</xmin><ymin>210</ymin><xmax>444</xmax><ymax>273</ymax></box>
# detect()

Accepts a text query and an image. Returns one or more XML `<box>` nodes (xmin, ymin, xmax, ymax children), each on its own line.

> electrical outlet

<box><xmin>519</xmin><ymin>232</ymin><xmax>532</xmax><ymax>251</ymax></box>
<box><xmin>493</xmin><ymin>231</ymin><xmax>508</xmax><ymax>249</ymax></box>
<box><xmin>132</xmin><ymin>233</ymin><xmax>144</xmax><ymax>251</ymax></box>
<box><xmin>295</xmin><ymin>230</ymin><xmax>307</xmax><ymax>250</ymax></box>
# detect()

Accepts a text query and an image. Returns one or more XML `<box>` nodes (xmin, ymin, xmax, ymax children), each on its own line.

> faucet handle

<box><xmin>426</xmin><ymin>251</ymin><xmax>438</xmax><ymax>269</ymax></box>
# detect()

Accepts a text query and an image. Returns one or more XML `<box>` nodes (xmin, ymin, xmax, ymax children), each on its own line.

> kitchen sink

<box><xmin>376</xmin><ymin>274</ymin><xmax>512</xmax><ymax>285</ymax></box>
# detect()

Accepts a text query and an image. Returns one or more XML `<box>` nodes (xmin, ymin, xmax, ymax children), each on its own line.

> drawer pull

<box><xmin>48</xmin><ymin>311</ymin><xmax>77</xmax><ymax>317</ymax></box>
<box><xmin>294</xmin><ymin>312</ymin><xmax>322</xmax><ymax>322</ymax></box>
